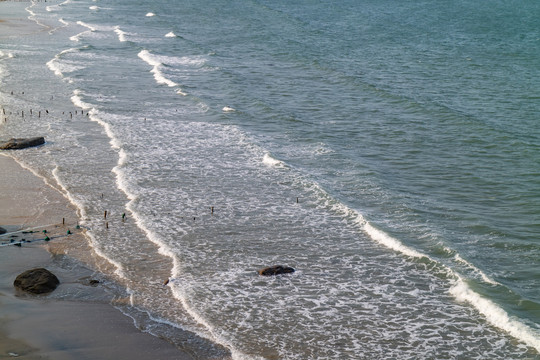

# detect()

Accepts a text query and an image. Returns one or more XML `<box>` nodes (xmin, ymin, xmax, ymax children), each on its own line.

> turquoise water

<box><xmin>1</xmin><ymin>0</ymin><xmax>539</xmax><ymax>358</ymax></box>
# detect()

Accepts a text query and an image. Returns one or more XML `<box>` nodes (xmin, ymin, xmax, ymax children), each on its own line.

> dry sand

<box><xmin>0</xmin><ymin>155</ymin><xmax>194</xmax><ymax>360</ymax></box>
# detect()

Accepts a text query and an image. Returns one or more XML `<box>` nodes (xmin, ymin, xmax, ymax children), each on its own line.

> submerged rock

<box><xmin>0</xmin><ymin>137</ymin><xmax>45</xmax><ymax>150</ymax></box>
<box><xmin>258</xmin><ymin>265</ymin><xmax>295</xmax><ymax>276</ymax></box>
<box><xmin>14</xmin><ymin>268</ymin><xmax>59</xmax><ymax>294</ymax></box>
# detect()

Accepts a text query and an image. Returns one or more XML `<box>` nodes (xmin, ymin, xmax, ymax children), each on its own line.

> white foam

<box><xmin>71</xmin><ymin>90</ymin><xmax>94</xmax><ymax>110</ymax></box>
<box><xmin>222</xmin><ymin>106</ymin><xmax>235</xmax><ymax>112</ymax></box>
<box><xmin>168</xmin><ymin>272</ymin><xmax>262</xmax><ymax>360</ymax></box>
<box><xmin>90</xmin><ymin>5</ymin><xmax>112</xmax><ymax>10</ymax></box>
<box><xmin>450</xmin><ymin>276</ymin><xmax>540</xmax><ymax>353</ymax></box>
<box><xmin>47</xmin><ymin>47</ymin><xmax>83</xmax><ymax>77</ymax></box>
<box><xmin>363</xmin><ymin>222</ymin><xmax>426</xmax><ymax>259</ymax></box>
<box><xmin>76</xmin><ymin>21</ymin><xmax>97</xmax><ymax>32</ymax></box>
<box><xmin>70</xmin><ymin>21</ymin><xmax>96</xmax><ymax>42</ymax></box>
<box><xmin>69</xmin><ymin>90</ymin><xmax>121</xmax><ymax>150</ymax></box>
<box><xmin>137</xmin><ymin>50</ymin><xmax>179</xmax><ymax>87</ymax></box>
<box><xmin>109</xmin><ymin>152</ymin><xmax>224</xmax><ymax>348</ymax></box>
<box><xmin>89</xmin><ymin>110</ymin><xmax>122</xmax><ymax>149</ymax></box>
<box><xmin>165</xmin><ymin>32</ymin><xmax>177</xmax><ymax>38</ymax></box>
<box><xmin>146</xmin><ymin>12</ymin><xmax>155</xmax><ymax>17</ymax></box>
<box><xmin>454</xmin><ymin>253</ymin><xmax>500</xmax><ymax>286</ymax></box>
<box><xmin>0</xmin><ymin>51</ymin><xmax>14</xmax><ymax>59</ymax></box>
<box><xmin>46</xmin><ymin>58</ymin><xmax>64</xmax><ymax>77</ymax></box>
<box><xmin>47</xmin><ymin>60</ymin><xmax>83</xmax><ymax>77</ymax></box>
<box><xmin>25</xmin><ymin>2</ymin><xmax>48</xmax><ymax>29</ymax></box>
<box><xmin>262</xmin><ymin>153</ymin><xmax>285</xmax><ymax>168</ymax></box>
<box><xmin>114</xmin><ymin>26</ymin><xmax>129</xmax><ymax>42</ymax></box>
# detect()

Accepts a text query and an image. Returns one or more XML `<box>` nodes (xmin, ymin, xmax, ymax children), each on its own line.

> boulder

<box><xmin>0</xmin><ymin>137</ymin><xmax>45</xmax><ymax>150</ymax></box>
<box><xmin>258</xmin><ymin>265</ymin><xmax>295</xmax><ymax>276</ymax></box>
<box><xmin>0</xmin><ymin>226</ymin><xmax>6</xmax><ymax>235</ymax></box>
<box><xmin>14</xmin><ymin>268</ymin><xmax>60</xmax><ymax>294</ymax></box>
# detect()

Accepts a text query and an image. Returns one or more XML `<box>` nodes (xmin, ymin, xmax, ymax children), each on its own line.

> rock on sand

<box><xmin>0</xmin><ymin>137</ymin><xmax>45</xmax><ymax>150</ymax></box>
<box><xmin>258</xmin><ymin>265</ymin><xmax>295</xmax><ymax>276</ymax></box>
<box><xmin>14</xmin><ymin>268</ymin><xmax>60</xmax><ymax>294</ymax></box>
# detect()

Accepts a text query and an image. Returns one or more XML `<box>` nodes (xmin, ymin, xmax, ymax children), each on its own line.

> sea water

<box><xmin>1</xmin><ymin>0</ymin><xmax>539</xmax><ymax>358</ymax></box>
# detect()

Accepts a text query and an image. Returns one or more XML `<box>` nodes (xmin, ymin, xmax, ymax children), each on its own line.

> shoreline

<box><xmin>0</xmin><ymin>2</ymin><xmax>232</xmax><ymax>357</ymax></box>
<box><xmin>0</xmin><ymin>154</ymin><xmax>195</xmax><ymax>360</ymax></box>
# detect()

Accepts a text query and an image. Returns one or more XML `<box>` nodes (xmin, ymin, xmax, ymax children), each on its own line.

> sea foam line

<box><xmin>137</xmin><ymin>50</ymin><xmax>179</xmax><ymax>87</ymax></box>
<box><xmin>25</xmin><ymin>1</ymin><xmax>50</xmax><ymax>30</ymax></box>
<box><xmin>270</xmin><ymin>151</ymin><xmax>540</xmax><ymax>353</ymax></box>
<box><xmin>0</xmin><ymin>154</ymin><xmax>125</xmax><ymax>277</ymax></box>
<box><xmin>70</xmin><ymin>21</ymin><xmax>96</xmax><ymax>42</ymax></box>
<box><xmin>52</xmin><ymin>166</ymin><xmax>126</xmax><ymax>278</ymax></box>
<box><xmin>67</xmin><ymin>91</ymin><xmax>130</xmax><ymax>279</ymax></box>
<box><xmin>110</xmin><ymin>148</ymin><xmax>255</xmax><ymax>360</ymax></box>
<box><xmin>47</xmin><ymin>47</ymin><xmax>85</xmax><ymax>78</ymax></box>
<box><xmin>454</xmin><ymin>253</ymin><xmax>500</xmax><ymax>286</ymax></box>
<box><xmin>113</xmin><ymin>26</ymin><xmax>129</xmax><ymax>42</ymax></box>
<box><xmin>451</xmin><ymin>276</ymin><xmax>540</xmax><ymax>353</ymax></box>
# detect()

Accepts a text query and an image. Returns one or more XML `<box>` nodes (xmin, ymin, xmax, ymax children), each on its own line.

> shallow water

<box><xmin>1</xmin><ymin>0</ymin><xmax>539</xmax><ymax>358</ymax></box>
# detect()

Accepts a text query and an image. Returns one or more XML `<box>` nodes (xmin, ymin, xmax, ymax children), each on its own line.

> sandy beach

<box><xmin>0</xmin><ymin>2</ymin><xmax>198</xmax><ymax>358</ymax></box>
<box><xmin>0</xmin><ymin>154</ymin><xmax>195</xmax><ymax>359</ymax></box>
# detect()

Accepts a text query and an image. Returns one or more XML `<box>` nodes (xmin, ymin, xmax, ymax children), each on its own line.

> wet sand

<box><xmin>0</xmin><ymin>155</ymin><xmax>194</xmax><ymax>360</ymax></box>
<box><xmin>0</xmin><ymin>1</ymin><xmax>48</xmax><ymax>39</ymax></box>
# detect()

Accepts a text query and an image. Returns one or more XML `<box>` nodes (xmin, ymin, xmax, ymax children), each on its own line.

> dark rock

<box><xmin>0</xmin><ymin>226</ymin><xmax>6</xmax><ymax>235</ymax></box>
<box><xmin>89</xmin><ymin>279</ymin><xmax>100</xmax><ymax>286</ymax></box>
<box><xmin>0</xmin><ymin>137</ymin><xmax>45</xmax><ymax>150</ymax></box>
<box><xmin>258</xmin><ymin>265</ymin><xmax>295</xmax><ymax>276</ymax></box>
<box><xmin>14</xmin><ymin>268</ymin><xmax>60</xmax><ymax>294</ymax></box>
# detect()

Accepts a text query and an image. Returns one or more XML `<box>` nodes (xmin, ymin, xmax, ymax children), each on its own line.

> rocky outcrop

<box><xmin>0</xmin><ymin>137</ymin><xmax>45</xmax><ymax>150</ymax></box>
<box><xmin>0</xmin><ymin>226</ymin><xmax>6</xmax><ymax>235</ymax></box>
<box><xmin>258</xmin><ymin>265</ymin><xmax>295</xmax><ymax>276</ymax></box>
<box><xmin>14</xmin><ymin>268</ymin><xmax>60</xmax><ymax>294</ymax></box>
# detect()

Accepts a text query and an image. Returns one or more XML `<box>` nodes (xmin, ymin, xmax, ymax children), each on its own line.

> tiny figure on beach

<box><xmin>122</xmin><ymin>213</ymin><xmax>126</xmax><ymax>221</ymax></box>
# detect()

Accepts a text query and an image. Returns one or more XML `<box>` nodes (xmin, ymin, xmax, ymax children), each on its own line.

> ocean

<box><xmin>1</xmin><ymin>0</ymin><xmax>539</xmax><ymax>358</ymax></box>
